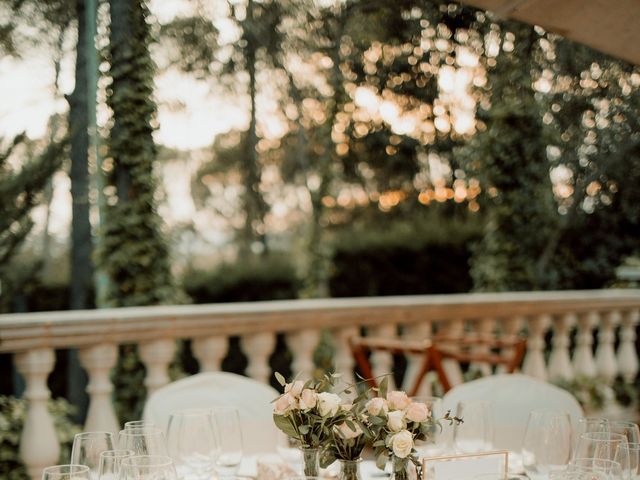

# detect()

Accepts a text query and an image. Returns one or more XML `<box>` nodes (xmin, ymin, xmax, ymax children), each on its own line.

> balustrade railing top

<box><xmin>1</xmin><ymin>289</ymin><xmax>639</xmax><ymax>352</ymax></box>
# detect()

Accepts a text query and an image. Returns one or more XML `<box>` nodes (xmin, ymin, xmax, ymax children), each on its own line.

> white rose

<box><xmin>299</xmin><ymin>389</ymin><xmax>318</xmax><ymax>410</ymax></box>
<box><xmin>335</xmin><ymin>421</ymin><xmax>363</xmax><ymax>440</ymax></box>
<box><xmin>366</xmin><ymin>397</ymin><xmax>388</xmax><ymax>416</ymax></box>
<box><xmin>274</xmin><ymin>393</ymin><xmax>297</xmax><ymax>415</ymax></box>
<box><xmin>387</xmin><ymin>410</ymin><xmax>406</xmax><ymax>432</ymax></box>
<box><xmin>285</xmin><ymin>380</ymin><xmax>305</xmax><ymax>398</ymax></box>
<box><xmin>317</xmin><ymin>392</ymin><xmax>341</xmax><ymax>417</ymax></box>
<box><xmin>340</xmin><ymin>403</ymin><xmax>353</xmax><ymax>412</ymax></box>
<box><xmin>391</xmin><ymin>430</ymin><xmax>414</xmax><ymax>458</ymax></box>
<box><xmin>405</xmin><ymin>402</ymin><xmax>429</xmax><ymax>423</ymax></box>
<box><xmin>386</xmin><ymin>391</ymin><xmax>411</xmax><ymax>410</ymax></box>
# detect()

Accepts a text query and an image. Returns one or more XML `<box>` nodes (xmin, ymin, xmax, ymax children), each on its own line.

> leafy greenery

<box><xmin>0</xmin><ymin>396</ymin><xmax>81</xmax><ymax>480</ymax></box>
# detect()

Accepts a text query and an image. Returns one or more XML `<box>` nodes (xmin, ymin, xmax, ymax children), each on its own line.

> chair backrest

<box><xmin>143</xmin><ymin>372</ymin><xmax>281</xmax><ymax>454</ymax></box>
<box><xmin>430</xmin><ymin>335</ymin><xmax>527</xmax><ymax>392</ymax></box>
<box><xmin>441</xmin><ymin>374</ymin><xmax>584</xmax><ymax>452</ymax></box>
<box><xmin>349</xmin><ymin>335</ymin><xmax>432</xmax><ymax>396</ymax></box>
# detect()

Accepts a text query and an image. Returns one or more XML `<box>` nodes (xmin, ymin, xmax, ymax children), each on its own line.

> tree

<box><xmin>458</xmin><ymin>22</ymin><xmax>557</xmax><ymax>291</ymax></box>
<box><xmin>97</xmin><ymin>0</ymin><xmax>175</xmax><ymax>307</ymax></box>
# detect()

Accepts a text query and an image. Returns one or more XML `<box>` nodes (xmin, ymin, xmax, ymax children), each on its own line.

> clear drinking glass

<box><xmin>98</xmin><ymin>450</ymin><xmax>133</xmax><ymax>480</ymax></box>
<box><xmin>70</xmin><ymin>432</ymin><xmax>115</xmax><ymax>480</ymax></box>
<box><xmin>610</xmin><ymin>422</ymin><xmax>640</xmax><ymax>446</ymax></box>
<box><xmin>575</xmin><ymin>419</ymin><xmax>610</xmax><ymax>452</ymax></box>
<box><xmin>616</xmin><ymin>442</ymin><xmax>640</xmax><ymax>480</ymax></box>
<box><xmin>522</xmin><ymin>410</ymin><xmax>573</xmax><ymax>480</ymax></box>
<box><xmin>166</xmin><ymin>409</ymin><xmax>218</xmax><ymax>480</ymax></box>
<box><xmin>119</xmin><ymin>455</ymin><xmax>178</xmax><ymax>480</ymax></box>
<box><xmin>453</xmin><ymin>401</ymin><xmax>492</xmax><ymax>453</ymax></box>
<box><xmin>118</xmin><ymin>427</ymin><xmax>167</xmax><ymax>456</ymax></box>
<box><xmin>42</xmin><ymin>465</ymin><xmax>91</xmax><ymax>480</ymax></box>
<box><xmin>575</xmin><ymin>432</ymin><xmax>629</xmax><ymax>472</ymax></box>
<box><xmin>124</xmin><ymin>421</ymin><xmax>156</xmax><ymax>431</ymax></box>
<box><xmin>211</xmin><ymin>407</ymin><xmax>244</xmax><ymax>475</ymax></box>
<box><xmin>568</xmin><ymin>458</ymin><xmax>623</xmax><ymax>479</ymax></box>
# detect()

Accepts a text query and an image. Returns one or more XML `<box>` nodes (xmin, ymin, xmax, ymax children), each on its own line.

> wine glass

<box><xmin>42</xmin><ymin>465</ymin><xmax>90</xmax><ymax>480</ymax></box>
<box><xmin>411</xmin><ymin>396</ymin><xmax>444</xmax><ymax>456</ymax></box>
<box><xmin>453</xmin><ymin>401</ymin><xmax>493</xmax><ymax>453</ymax></box>
<box><xmin>119</xmin><ymin>455</ymin><xmax>178</xmax><ymax>480</ymax></box>
<box><xmin>98</xmin><ymin>450</ymin><xmax>133</xmax><ymax>480</ymax></box>
<box><xmin>166</xmin><ymin>409</ymin><xmax>218</xmax><ymax>480</ymax></box>
<box><xmin>124</xmin><ymin>421</ymin><xmax>156</xmax><ymax>431</ymax></box>
<box><xmin>610</xmin><ymin>422</ymin><xmax>640</xmax><ymax>445</ymax></box>
<box><xmin>70</xmin><ymin>432</ymin><xmax>115</xmax><ymax>480</ymax></box>
<box><xmin>522</xmin><ymin>410</ymin><xmax>573</xmax><ymax>480</ymax></box>
<box><xmin>118</xmin><ymin>427</ymin><xmax>167</xmax><ymax>456</ymax></box>
<box><xmin>568</xmin><ymin>458</ymin><xmax>623</xmax><ymax>479</ymax></box>
<box><xmin>615</xmin><ymin>442</ymin><xmax>640</xmax><ymax>480</ymax></box>
<box><xmin>575</xmin><ymin>418</ymin><xmax>610</xmax><ymax>452</ymax></box>
<box><xmin>211</xmin><ymin>407</ymin><xmax>244</xmax><ymax>475</ymax></box>
<box><xmin>575</xmin><ymin>432</ymin><xmax>629</xmax><ymax>467</ymax></box>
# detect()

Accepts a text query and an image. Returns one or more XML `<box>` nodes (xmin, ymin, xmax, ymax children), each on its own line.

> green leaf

<box><xmin>275</xmin><ymin>372</ymin><xmax>286</xmax><ymax>387</ymax></box>
<box><xmin>379</xmin><ymin>377</ymin><xmax>389</xmax><ymax>398</ymax></box>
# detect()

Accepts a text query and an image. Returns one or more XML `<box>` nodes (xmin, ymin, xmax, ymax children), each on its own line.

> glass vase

<box><xmin>300</xmin><ymin>447</ymin><xmax>320</xmax><ymax>477</ymax></box>
<box><xmin>389</xmin><ymin>456</ymin><xmax>417</xmax><ymax>480</ymax></box>
<box><xmin>338</xmin><ymin>458</ymin><xmax>362</xmax><ymax>480</ymax></box>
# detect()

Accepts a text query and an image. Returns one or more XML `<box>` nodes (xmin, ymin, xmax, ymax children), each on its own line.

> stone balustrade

<box><xmin>1</xmin><ymin>289</ymin><xmax>639</xmax><ymax>480</ymax></box>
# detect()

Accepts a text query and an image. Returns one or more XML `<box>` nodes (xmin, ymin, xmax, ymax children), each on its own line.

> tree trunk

<box><xmin>68</xmin><ymin>0</ymin><xmax>94</xmax><ymax>310</ymax></box>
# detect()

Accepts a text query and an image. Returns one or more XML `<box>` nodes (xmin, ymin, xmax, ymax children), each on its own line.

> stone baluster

<box><xmin>497</xmin><ymin>315</ymin><xmax>524</xmax><ymax>373</ymax></box>
<box><xmin>617</xmin><ymin>309</ymin><xmax>640</xmax><ymax>383</ymax></box>
<box><xmin>79</xmin><ymin>344</ymin><xmax>120</xmax><ymax>435</ymax></box>
<box><xmin>471</xmin><ymin>317</ymin><xmax>495</xmax><ymax>376</ymax></box>
<box><xmin>333</xmin><ymin>326</ymin><xmax>358</xmax><ymax>386</ymax></box>
<box><xmin>15</xmin><ymin>348</ymin><xmax>60</xmax><ymax>480</ymax></box>
<box><xmin>241</xmin><ymin>332</ymin><xmax>276</xmax><ymax>384</ymax></box>
<box><xmin>287</xmin><ymin>329</ymin><xmax>320</xmax><ymax>379</ymax></box>
<box><xmin>522</xmin><ymin>314</ymin><xmax>551</xmax><ymax>381</ymax></box>
<box><xmin>548</xmin><ymin>313</ymin><xmax>576</xmax><ymax>382</ymax></box>
<box><xmin>192</xmin><ymin>336</ymin><xmax>228</xmax><ymax>372</ymax></box>
<box><xmin>402</xmin><ymin>321</ymin><xmax>432</xmax><ymax>396</ymax></box>
<box><xmin>595</xmin><ymin>310</ymin><xmax>620</xmax><ymax>384</ymax></box>
<box><xmin>369</xmin><ymin>324</ymin><xmax>397</xmax><ymax>389</ymax></box>
<box><xmin>440</xmin><ymin>318</ymin><xmax>465</xmax><ymax>387</ymax></box>
<box><xmin>139</xmin><ymin>339</ymin><xmax>176</xmax><ymax>396</ymax></box>
<box><xmin>573</xmin><ymin>312</ymin><xmax>598</xmax><ymax>378</ymax></box>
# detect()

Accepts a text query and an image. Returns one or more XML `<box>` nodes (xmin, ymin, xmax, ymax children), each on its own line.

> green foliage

<box><xmin>0</xmin><ymin>396</ymin><xmax>81</xmax><ymax>480</ymax></box>
<box><xmin>329</xmin><ymin>217</ymin><xmax>481</xmax><ymax>297</ymax></box>
<box><xmin>183</xmin><ymin>254</ymin><xmax>300</xmax><ymax>303</ymax></box>
<box><xmin>97</xmin><ymin>0</ymin><xmax>177</xmax><ymax>308</ymax></box>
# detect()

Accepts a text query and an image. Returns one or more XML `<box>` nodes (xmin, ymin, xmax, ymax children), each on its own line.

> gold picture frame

<box><xmin>422</xmin><ymin>450</ymin><xmax>509</xmax><ymax>480</ymax></box>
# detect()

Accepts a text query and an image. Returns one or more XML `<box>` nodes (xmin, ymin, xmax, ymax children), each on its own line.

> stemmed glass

<box><xmin>118</xmin><ymin>427</ymin><xmax>167</xmax><ymax>456</ymax></box>
<box><xmin>453</xmin><ymin>401</ymin><xmax>493</xmax><ymax>453</ymax></box>
<box><xmin>211</xmin><ymin>407</ymin><xmax>244</xmax><ymax>475</ymax></box>
<box><xmin>615</xmin><ymin>442</ymin><xmax>640</xmax><ymax>480</ymax></box>
<box><xmin>575</xmin><ymin>432</ymin><xmax>629</xmax><ymax>466</ymax></box>
<box><xmin>98</xmin><ymin>450</ymin><xmax>133</xmax><ymax>480</ymax></box>
<box><xmin>124</xmin><ymin>421</ymin><xmax>156</xmax><ymax>431</ymax></box>
<box><xmin>42</xmin><ymin>465</ymin><xmax>90</xmax><ymax>480</ymax></box>
<box><xmin>610</xmin><ymin>422</ymin><xmax>640</xmax><ymax>445</ymax></box>
<box><xmin>522</xmin><ymin>410</ymin><xmax>573</xmax><ymax>480</ymax></box>
<box><xmin>166</xmin><ymin>409</ymin><xmax>219</xmax><ymax>480</ymax></box>
<box><xmin>70</xmin><ymin>432</ymin><xmax>115</xmax><ymax>480</ymax></box>
<box><xmin>119</xmin><ymin>455</ymin><xmax>178</xmax><ymax>480</ymax></box>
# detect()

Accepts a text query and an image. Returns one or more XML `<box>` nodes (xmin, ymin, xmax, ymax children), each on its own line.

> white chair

<box><xmin>441</xmin><ymin>374</ymin><xmax>584</xmax><ymax>452</ymax></box>
<box><xmin>143</xmin><ymin>372</ymin><xmax>281</xmax><ymax>454</ymax></box>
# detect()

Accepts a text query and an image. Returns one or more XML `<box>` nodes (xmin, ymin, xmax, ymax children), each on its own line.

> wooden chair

<box><xmin>429</xmin><ymin>335</ymin><xmax>527</xmax><ymax>393</ymax></box>
<box><xmin>348</xmin><ymin>335</ymin><xmax>433</xmax><ymax>396</ymax></box>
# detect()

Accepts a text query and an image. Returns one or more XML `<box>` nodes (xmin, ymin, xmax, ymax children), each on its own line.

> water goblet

<box><xmin>211</xmin><ymin>407</ymin><xmax>244</xmax><ymax>476</ymax></box>
<box><xmin>118</xmin><ymin>427</ymin><xmax>167</xmax><ymax>456</ymax></box>
<box><xmin>453</xmin><ymin>401</ymin><xmax>493</xmax><ymax>453</ymax></box>
<box><xmin>119</xmin><ymin>455</ymin><xmax>178</xmax><ymax>480</ymax></box>
<box><xmin>166</xmin><ymin>409</ymin><xmax>218</xmax><ymax>480</ymax></box>
<box><xmin>522</xmin><ymin>410</ymin><xmax>573</xmax><ymax>480</ymax></box>
<box><xmin>98</xmin><ymin>450</ymin><xmax>133</xmax><ymax>480</ymax></box>
<box><xmin>70</xmin><ymin>432</ymin><xmax>115</xmax><ymax>480</ymax></box>
<box><xmin>42</xmin><ymin>465</ymin><xmax>90</xmax><ymax>480</ymax></box>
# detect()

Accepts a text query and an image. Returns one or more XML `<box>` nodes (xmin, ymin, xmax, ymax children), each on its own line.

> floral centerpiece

<box><xmin>272</xmin><ymin>372</ymin><xmax>347</xmax><ymax>476</ymax></box>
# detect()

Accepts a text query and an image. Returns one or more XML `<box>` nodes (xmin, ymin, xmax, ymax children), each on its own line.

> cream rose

<box><xmin>299</xmin><ymin>389</ymin><xmax>318</xmax><ymax>410</ymax></box>
<box><xmin>365</xmin><ymin>397</ymin><xmax>388</xmax><ymax>416</ymax></box>
<box><xmin>386</xmin><ymin>391</ymin><xmax>411</xmax><ymax>410</ymax></box>
<box><xmin>317</xmin><ymin>392</ymin><xmax>341</xmax><ymax>417</ymax></box>
<box><xmin>387</xmin><ymin>409</ymin><xmax>406</xmax><ymax>432</ymax></box>
<box><xmin>274</xmin><ymin>393</ymin><xmax>296</xmax><ymax>415</ymax></box>
<box><xmin>285</xmin><ymin>380</ymin><xmax>305</xmax><ymax>397</ymax></box>
<box><xmin>391</xmin><ymin>430</ymin><xmax>414</xmax><ymax>458</ymax></box>
<box><xmin>405</xmin><ymin>402</ymin><xmax>429</xmax><ymax>422</ymax></box>
<box><xmin>335</xmin><ymin>421</ymin><xmax>363</xmax><ymax>440</ymax></box>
